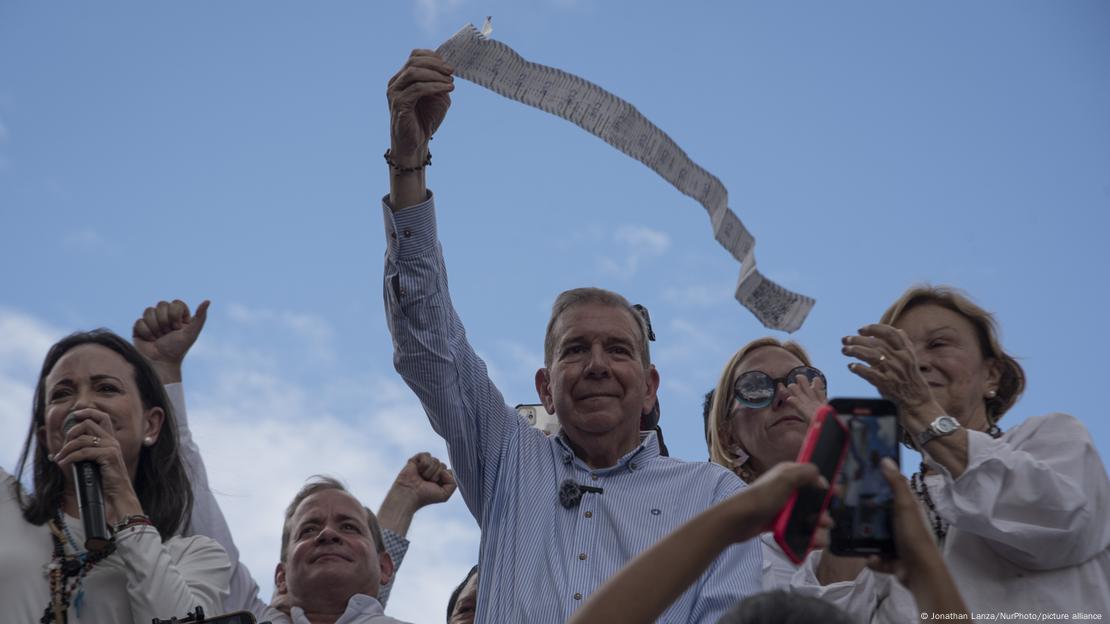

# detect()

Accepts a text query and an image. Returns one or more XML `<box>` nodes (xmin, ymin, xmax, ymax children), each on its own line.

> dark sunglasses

<box><xmin>733</xmin><ymin>366</ymin><xmax>826</xmax><ymax>409</ymax></box>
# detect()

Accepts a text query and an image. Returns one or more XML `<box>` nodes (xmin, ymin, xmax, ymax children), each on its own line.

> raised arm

<box><xmin>133</xmin><ymin>299</ymin><xmax>268</xmax><ymax>618</ymax></box>
<box><xmin>568</xmin><ymin>463</ymin><xmax>828</xmax><ymax>624</ymax></box>
<box><xmin>383</xmin><ymin>51</ymin><xmax>523</xmax><ymax>523</ymax></box>
<box><xmin>376</xmin><ymin>451</ymin><xmax>457</xmax><ymax>604</ymax></box>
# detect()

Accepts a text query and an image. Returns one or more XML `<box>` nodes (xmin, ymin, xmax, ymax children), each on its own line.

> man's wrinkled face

<box><xmin>539</xmin><ymin>303</ymin><xmax>658</xmax><ymax>444</ymax></box>
<box><xmin>283</xmin><ymin>489</ymin><xmax>382</xmax><ymax>600</ymax></box>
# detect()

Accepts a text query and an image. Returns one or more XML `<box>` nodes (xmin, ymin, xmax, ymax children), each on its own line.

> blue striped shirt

<box><xmin>382</xmin><ymin>195</ymin><xmax>762</xmax><ymax>623</ymax></box>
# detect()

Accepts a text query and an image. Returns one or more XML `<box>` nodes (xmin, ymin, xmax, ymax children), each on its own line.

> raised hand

<box><xmin>387</xmin><ymin>50</ymin><xmax>454</xmax><ymax>166</ymax></box>
<box><xmin>393</xmin><ymin>452</ymin><xmax>458</xmax><ymax>508</ymax></box>
<box><xmin>378</xmin><ymin>452</ymin><xmax>458</xmax><ymax>537</ymax></box>
<box><xmin>52</xmin><ymin>408</ymin><xmax>145</xmax><ymax>524</ymax></box>
<box><xmin>728</xmin><ymin>461</ymin><xmax>831</xmax><ymax>544</ymax></box>
<box><xmin>842</xmin><ymin>324</ymin><xmax>943</xmax><ymax>427</ymax></box>
<box><xmin>132</xmin><ymin>299</ymin><xmax>210</xmax><ymax>384</ymax></box>
<box><xmin>783</xmin><ymin>372</ymin><xmax>827</xmax><ymax>422</ymax></box>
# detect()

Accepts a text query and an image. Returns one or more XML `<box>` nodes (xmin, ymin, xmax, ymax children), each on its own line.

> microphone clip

<box><xmin>559</xmin><ymin>479</ymin><xmax>604</xmax><ymax>509</ymax></box>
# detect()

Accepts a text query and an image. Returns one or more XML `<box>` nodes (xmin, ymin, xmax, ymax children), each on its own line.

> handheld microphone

<box><xmin>63</xmin><ymin>413</ymin><xmax>112</xmax><ymax>552</ymax></box>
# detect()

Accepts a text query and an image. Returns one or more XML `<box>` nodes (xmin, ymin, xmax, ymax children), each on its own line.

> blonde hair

<box><xmin>881</xmin><ymin>285</ymin><xmax>1024</xmax><ymax>422</ymax></box>
<box><xmin>706</xmin><ymin>337</ymin><xmax>813</xmax><ymax>477</ymax></box>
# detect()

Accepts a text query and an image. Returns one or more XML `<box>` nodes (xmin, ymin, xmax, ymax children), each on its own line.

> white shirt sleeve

<box><xmin>110</xmin><ymin>525</ymin><xmax>231</xmax><ymax>624</ymax></box>
<box><xmin>926</xmin><ymin>412</ymin><xmax>1110</xmax><ymax>570</ymax></box>
<box><xmin>169</xmin><ymin>382</ymin><xmax>269</xmax><ymax>618</ymax></box>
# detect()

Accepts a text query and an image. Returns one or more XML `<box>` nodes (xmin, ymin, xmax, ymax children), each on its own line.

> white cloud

<box><xmin>0</xmin><ymin>309</ymin><xmax>65</xmax><ymax>472</ymax></box>
<box><xmin>615</xmin><ymin>225</ymin><xmax>670</xmax><ymax>256</ymax></box>
<box><xmin>225</xmin><ymin>303</ymin><xmax>335</xmax><ymax>363</ymax></box>
<box><xmin>600</xmin><ymin>224</ymin><xmax>671</xmax><ymax>278</ymax></box>
<box><xmin>61</xmin><ymin>228</ymin><xmax>111</xmax><ymax>253</ymax></box>
<box><xmin>413</xmin><ymin>0</ymin><xmax>464</xmax><ymax>34</ymax></box>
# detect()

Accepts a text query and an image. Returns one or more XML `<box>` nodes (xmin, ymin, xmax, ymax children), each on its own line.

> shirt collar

<box><xmin>290</xmin><ymin>594</ymin><xmax>385</xmax><ymax>623</ymax></box>
<box><xmin>554</xmin><ymin>430</ymin><xmax>661</xmax><ymax>472</ymax></box>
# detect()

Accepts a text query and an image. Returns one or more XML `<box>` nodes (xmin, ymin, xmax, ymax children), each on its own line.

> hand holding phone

<box><xmin>772</xmin><ymin>404</ymin><xmax>850</xmax><ymax>564</ymax></box>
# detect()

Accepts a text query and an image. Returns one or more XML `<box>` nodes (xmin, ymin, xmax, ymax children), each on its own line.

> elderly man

<box><xmin>131</xmin><ymin>299</ymin><xmax>456</xmax><ymax>623</ymax></box>
<box><xmin>383</xmin><ymin>50</ymin><xmax>762</xmax><ymax>622</ymax></box>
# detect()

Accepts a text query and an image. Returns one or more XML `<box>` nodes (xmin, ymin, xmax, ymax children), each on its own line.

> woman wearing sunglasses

<box><xmin>705</xmin><ymin>337</ymin><xmax>914</xmax><ymax>623</ymax></box>
<box><xmin>842</xmin><ymin>285</ymin><xmax>1110</xmax><ymax>616</ymax></box>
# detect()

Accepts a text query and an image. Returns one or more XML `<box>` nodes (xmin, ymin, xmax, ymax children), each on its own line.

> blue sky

<box><xmin>2</xmin><ymin>2</ymin><xmax>1108</xmax><ymax>622</ymax></box>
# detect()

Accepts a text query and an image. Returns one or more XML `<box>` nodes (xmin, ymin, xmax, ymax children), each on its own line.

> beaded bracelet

<box><xmin>111</xmin><ymin>514</ymin><xmax>154</xmax><ymax>535</ymax></box>
<box><xmin>384</xmin><ymin>148</ymin><xmax>432</xmax><ymax>173</ymax></box>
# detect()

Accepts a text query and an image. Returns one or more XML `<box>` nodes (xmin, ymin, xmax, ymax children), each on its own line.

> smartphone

<box><xmin>515</xmin><ymin>403</ymin><xmax>560</xmax><ymax>436</ymax></box>
<box><xmin>828</xmin><ymin>397</ymin><xmax>901</xmax><ymax>558</ymax></box>
<box><xmin>772</xmin><ymin>404</ymin><xmax>850</xmax><ymax>564</ymax></box>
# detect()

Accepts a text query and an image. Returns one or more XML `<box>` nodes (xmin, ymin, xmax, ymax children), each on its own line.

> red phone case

<box><xmin>771</xmin><ymin>404</ymin><xmax>850</xmax><ymax>564</ymax></box>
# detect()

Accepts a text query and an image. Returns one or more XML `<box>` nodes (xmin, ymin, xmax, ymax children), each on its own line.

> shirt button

<box><xmin>590</xmin><ymin>473</ymin><xmax>599</xmax><ymax>481</ymax></box>
<box><xmin>630</xmin><ymin>462</ymin><xmax>637</xmax><ymax>471</ymax></box>
<box><xmin>578</xmin><ymin>553</ymin><xmax>587</xmax><ymax>561</ymax></box>
<box><xmin>584</xmin><ymin>511</ymin><xmax>592</xmax><ymax>518</ymax></box>
<box><xmin>574</xmin><ymin>593</ymin><xmax>582</xmax><ymax>601</ymax></box>
<box><xmin>402</xmin><ymin>228</ymin><xmax>412</xmax><ymax>238</ymax></box>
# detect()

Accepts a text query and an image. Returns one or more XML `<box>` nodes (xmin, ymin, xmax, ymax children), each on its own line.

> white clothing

<box><xmin>0</xmin><ymin>468</ymin><xmax>230</xmax><ymax>624</ymax></box>
<box><xmin>760</xmin><ymin>533</ymin><xmax>917</xmax><ymax>624</ymax></box>
<box><xmin>262</xmin><ymin>594</ymin><xmax>411</xmax><ymax>624</ymax></box>
<box><xmin>924</xmin><ymin>412</ymin><xmax>1110</xmax><ymax>616</ymax></box>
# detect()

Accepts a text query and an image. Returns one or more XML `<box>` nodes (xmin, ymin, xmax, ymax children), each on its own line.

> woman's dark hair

<box><xmin>446</xmin><ymin>564</ymin><xmax>479</xmax><ymax>622</ymax></box>
<box><xmin>718</xmin><ymin>590</ymin><xmax>853</xmax><ymax>624</ymax></box>
<box><xmin>13</xmin><ymin>329</ymin><xmax>193</xmax><ymax>540</ymax></box>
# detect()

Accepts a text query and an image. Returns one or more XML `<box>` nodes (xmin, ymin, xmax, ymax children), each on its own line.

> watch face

<box><xmin>936</xmin><ymin>416</ymin><xmax>959</xmax><ymax>433</ymax></box>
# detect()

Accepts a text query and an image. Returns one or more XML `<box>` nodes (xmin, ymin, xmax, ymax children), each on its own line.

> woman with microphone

<box><xmin>1</xmin><ymin>329</ymin><xmax>229</xmax><ymax>624</ymax></box>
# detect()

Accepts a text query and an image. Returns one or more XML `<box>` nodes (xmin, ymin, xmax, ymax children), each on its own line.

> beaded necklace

<box><xmin>40</xmin><ymin>510</ymin><xmax>115</xmax><ymax>624</ymax></box>
<box><xmin>911</xmin><ymin>463</ymin><xmax>949</xmax><ymax>543</ymax></box>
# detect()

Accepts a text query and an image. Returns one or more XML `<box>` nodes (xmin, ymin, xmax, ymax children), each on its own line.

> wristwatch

<box><xmin>916</xmin><ymin>415</ymin><xmax>961</xmax><ymax>447</ymax></box>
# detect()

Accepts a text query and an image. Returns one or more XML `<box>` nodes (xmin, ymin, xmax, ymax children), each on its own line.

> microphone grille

<box><xmin>62</xmin><ymin>412</ymin><xmax>81</xmax><ymax>434</ymax></box>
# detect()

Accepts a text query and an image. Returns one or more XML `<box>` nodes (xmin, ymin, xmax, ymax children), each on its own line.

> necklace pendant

<box><xmin>61</xmin><ymin>558</ymin><xmax>82</xmax><ymax>576</ymax></box>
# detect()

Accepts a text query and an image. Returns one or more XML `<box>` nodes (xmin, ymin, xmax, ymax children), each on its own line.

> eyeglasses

<box><xmin>733</xmin><ymin>366</ymin><xmax>826</xmax><ymax>409</ymax></box>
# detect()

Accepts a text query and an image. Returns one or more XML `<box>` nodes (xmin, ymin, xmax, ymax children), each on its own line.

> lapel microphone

<box><xmin>559</xmin><ymin>479</ymin><xmax>604</xmax><ymax>509</ymax></box>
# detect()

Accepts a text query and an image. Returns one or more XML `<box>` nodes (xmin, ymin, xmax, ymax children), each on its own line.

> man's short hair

<box><xmin>279</xmin><ymin>475</ymin><xmax>385</xmax><ymax>562</ymax></box>
<box><xmin>543</xmin><ymin>287</ymin><xmax>651</xmax><ymax>369</ymax></box>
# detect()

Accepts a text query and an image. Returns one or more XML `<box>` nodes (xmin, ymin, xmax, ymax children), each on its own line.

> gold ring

<box><xmin>879</xmin><ymin>355</ymin><xmax>886</xmax><ymax>363</ymax></box>
<box><xmin>92</xmin><ymin>436</ymin><xmax>101</xmax><ymax>447</ymax></box>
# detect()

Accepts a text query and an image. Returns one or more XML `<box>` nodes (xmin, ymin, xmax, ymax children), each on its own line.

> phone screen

<box><xmin>774</xmin><ymin>406</ymin><xmax>849</xmax><ymax>563</ymax></box>
<box><xmin>829</xmin><ymin>398</ymin><xmax>900</xmax><ymax>557</ymax></box>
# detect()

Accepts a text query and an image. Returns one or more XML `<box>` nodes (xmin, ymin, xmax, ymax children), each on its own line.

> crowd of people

<box><xmin>2</xmin><ymin>49</ymin><xmax>1108</xmax><ymax>624</ymax></box>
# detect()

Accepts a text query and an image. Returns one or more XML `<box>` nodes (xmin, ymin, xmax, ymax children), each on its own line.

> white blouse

<box><xmin>924</xmin><ymin>412</ymin><xmax>1110</xmax><ymax>617</ymax></box>
<box><xmin>0</xmin><ymin>469</ymin><xmax>230</xmax><ymax>624</ymax></box>
<box><xmin>761</xmin><ymin>533</ymin><xmax>917</xmax><ymax>623</ymax></box>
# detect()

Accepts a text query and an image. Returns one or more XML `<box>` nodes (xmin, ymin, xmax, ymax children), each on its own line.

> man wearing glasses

<box><xmin>381</xmin><ymin>50</ymin><xmax>762</xmax><ymax>623</ymax></box>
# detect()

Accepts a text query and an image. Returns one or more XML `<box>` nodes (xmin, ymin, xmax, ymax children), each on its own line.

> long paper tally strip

<box><xmin>437</xmin><ymin>24</ymin><xmax>814</xmax><ymax>332</ymax></box>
